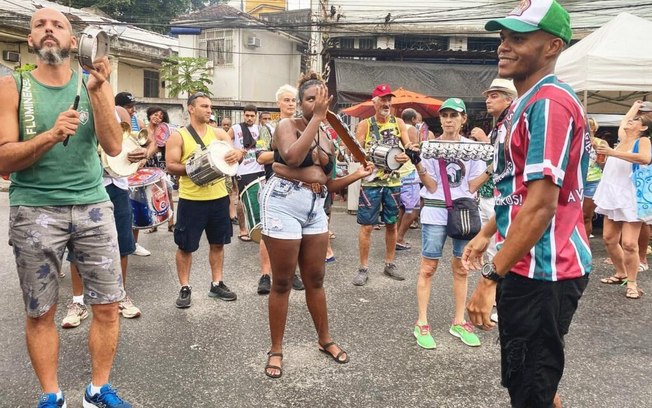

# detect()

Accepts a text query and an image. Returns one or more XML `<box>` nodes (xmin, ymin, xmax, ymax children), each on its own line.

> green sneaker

<box><xmin>449</xmin><ymin>320</ymin><xmax>481</xmax><ymax>347</ymax></box>
<box><xmin>413</xmin><ymin>322</ymin><xmax>436</xmax><ymax>349</ymax></box>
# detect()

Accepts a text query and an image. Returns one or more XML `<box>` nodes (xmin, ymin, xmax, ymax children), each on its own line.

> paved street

<box><xmin>0</xmin><ymin>191</ymin><xmax>651</xmax><ymax>408</ymax></box>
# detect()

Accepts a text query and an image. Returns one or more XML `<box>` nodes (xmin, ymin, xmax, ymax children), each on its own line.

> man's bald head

<box><xmin>30</xmin><ymin>8</ymin><xmax>73</xmax><ymax>34</ymax></box>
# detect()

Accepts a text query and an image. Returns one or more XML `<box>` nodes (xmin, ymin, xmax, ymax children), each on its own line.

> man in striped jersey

<box><xmin>461</xmin><ymin>1</ymin><xmax>591</xmax><ymax>407</ymax></box>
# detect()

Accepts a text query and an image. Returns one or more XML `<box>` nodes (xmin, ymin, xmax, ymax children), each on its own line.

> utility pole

<box><xmin>309</xmin><ymin>0</ymin><xmax>323</xmax><ymax>73</ymax></box>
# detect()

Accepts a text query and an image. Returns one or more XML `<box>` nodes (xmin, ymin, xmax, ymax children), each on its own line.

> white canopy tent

<box><xmin>556</xmin><ymin>12</ymin><xmax>652</xmax><ymax>114</ymax></box>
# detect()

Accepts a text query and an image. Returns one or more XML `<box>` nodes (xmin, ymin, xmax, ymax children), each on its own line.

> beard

<box><xmin>379</xmin><ymin>108</ymin><xmax>391</xmax><ymax>117</ymax></box>
<box><xmin>34</xmin><ymin>44</ymin><xmax>70</xmax><ymax>65</ymax></box>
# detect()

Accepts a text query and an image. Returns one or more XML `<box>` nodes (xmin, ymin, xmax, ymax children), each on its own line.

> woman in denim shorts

<box><xmin>260</xmin><ymin>72</ymin><xmax>373</xmax><ymax>378</ymax></box>
<box><xmin>411</xmin><ymin>98</ymin><xmax>487</xmax><ymax>350</ymax></box>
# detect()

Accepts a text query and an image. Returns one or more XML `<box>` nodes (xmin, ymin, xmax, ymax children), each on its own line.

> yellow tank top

<box><xmin>362</xmin><ymin>115</ymin><xmax>402</xmax><ymax>187</ymax></box>
<box><xmin>179</xmin><ymin>126</ymin><xmax>228</xmax><ymax>201</ymax></box>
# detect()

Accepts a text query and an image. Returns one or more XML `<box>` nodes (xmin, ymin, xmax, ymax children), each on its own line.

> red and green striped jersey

<box><xmin>493</xmin><ymin>75</ymin><xmax>591</xmax><ymax>281</ymax></box>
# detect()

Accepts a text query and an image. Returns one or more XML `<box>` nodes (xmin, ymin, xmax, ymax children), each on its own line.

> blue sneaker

<box><xmin>37</xmin><ymin>392</ymin><xmax>66</xmax><ymax>408</ymax></box>
<box><xmin>83</xmin><ymin>384</ymin><xmax>131</xmax><ymax>408</ymax></box>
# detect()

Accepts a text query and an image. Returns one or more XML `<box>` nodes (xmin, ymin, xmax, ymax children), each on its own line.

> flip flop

<box><xmin>325</xmin><ymin>256</ymin><xmax>336</xmax><ymax>263</ymax></box>
<box><xmin>626</xmin><ymin>286</ymin><xmax>643</xmax><ymax>299</ymax></box>
<box><xmin>395</xmin><ymin>242</ymin><xmax>411</xmax><ymax>251</ymax></box>
<box><xmin>318</xmin><ymin>341</ymin><xmax>349</xmax><ymax>364</ymax></box>
<box><xmin>238</xmin><ymin>234</ymin><xmax>252</xmax><ymax>242</ymax></box>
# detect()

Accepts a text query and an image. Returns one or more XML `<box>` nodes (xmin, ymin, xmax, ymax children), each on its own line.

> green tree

<box><xmin>53</xmin><ymin>0</ymin><xmax>227</xmax><ymax>33</ymax></box>
<box><xmin>160</xmin><ymin>56</ymin><xmax>213</xmax><ymax>99</ymax></box>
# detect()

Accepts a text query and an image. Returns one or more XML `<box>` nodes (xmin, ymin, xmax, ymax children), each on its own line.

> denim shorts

<box><xmin>584</xmin><ymin>180</ymin><xmax>599</xmax><ymax>199</ymax></box>
<box><xmin>497</xmin><ymin>273</ymin><xmax>588</xmax><ymax>408</ymax></box>
<box><xmin>260</xmin><ymin>175</ymin><xmax>328</xmax><ymax>240</ymax></box>
<box><xmin>358</xmin><ymin>186</ymin><xmax>401</xmax><ymax>225</ymax></box>
<box><xmin>9</xmin><ymin>202</ymin><xmax>124</xmax><ymax>317</ymax></box>
<box><xmin>421</xmin><ymin>223</ymin><xmax>469</xmax><ymax>259</ymax></box>
<box><xmin>174</xmin><ymin>196</ymin><xmax>232</xmax><ymax>252</ymax></box>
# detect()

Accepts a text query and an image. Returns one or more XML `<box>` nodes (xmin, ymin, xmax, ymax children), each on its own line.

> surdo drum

<box><xmin>128</xmin><ymin>168</ymin><xmax>171</xmax><ymax>229</ymax></box>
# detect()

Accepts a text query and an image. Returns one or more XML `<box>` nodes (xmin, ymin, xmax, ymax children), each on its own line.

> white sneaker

<box><xmin>133</xmin><ymin>243</ymin><xmax>151</xmax><ymax>256</ymax></box>
<box><xmin>119</xmin><ymin>296</ymin><xmax>141</xmax><ymax>318</ymax></box>
<box><xmin>639</xmin><ymin>263</ymin><xmax>649</xmax><ymax>272</ymax></box>
<box><xmin>490</xmin><ymin>312</ymin><xmax>498</xmax><ymax>323</ymax></box>
<box><xmin>61</xmin><ymin>302</ymin><xmax>89</xmax><ymax>328</ymax></box>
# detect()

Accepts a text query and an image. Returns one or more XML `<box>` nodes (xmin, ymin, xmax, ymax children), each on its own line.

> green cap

<box><xmin>485</xmin><ymin>0</ymin><xmax>572</xmax><ymax>44</ymax></box>
<box><xmin>439</xmin><ymin>98</ymin><xmax>467</xmax><ymax>113</ymax></box>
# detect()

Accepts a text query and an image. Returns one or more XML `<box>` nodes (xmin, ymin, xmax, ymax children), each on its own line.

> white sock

<box><xmin>90</xmin><ymin>383</ymin><xmax>103</xmax><ymax>396</ymax></box>
<box><xmin>73</xmin><ymin>295</ymin><xmax>84</xmax><ymax>305</ymax></box>
<box><xmin>55</xmin><ymin>390</ymin><xmax>63</xmax><ymax>400</ymax></box>
<box><xmin>212</xmin><ymin>281</ymin><xmax>221</xmax><ymax>286</ymax></box>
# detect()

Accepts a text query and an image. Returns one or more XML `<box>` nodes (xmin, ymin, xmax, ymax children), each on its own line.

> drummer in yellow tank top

<box><xmin>177</xmin><ymin>125</ymin><xmax>228</xmax><ymax>200</ymax></box>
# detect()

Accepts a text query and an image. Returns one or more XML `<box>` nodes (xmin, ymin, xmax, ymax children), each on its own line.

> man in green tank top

<box><xmin>0</xmin><ymin>7</ymin><xmax>131</xmax><ymax>408</ymax></box>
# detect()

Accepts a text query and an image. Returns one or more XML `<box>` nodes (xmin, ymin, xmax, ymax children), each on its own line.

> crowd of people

<box><xmin>2</xmin><ymin>1</ymin><xmax>650</xmax><ymax>408</ymax></box>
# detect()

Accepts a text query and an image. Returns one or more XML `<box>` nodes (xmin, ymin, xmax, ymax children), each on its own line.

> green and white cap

<box><xmin>439</xmin><ymin>98</ymin><xmax>466</xmax><ymax>113</ymax></box>
<box><xmin>485</xmin><ymin>0</ymin><xmax>572</xmax><ymax>44</ymax></box>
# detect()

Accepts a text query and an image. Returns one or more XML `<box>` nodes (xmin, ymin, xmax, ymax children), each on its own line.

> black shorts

<box><xmin>174</xmin><ymin>196</ymin><xmax>232</xmax><ymax>252</ymax></box>
<box><xmin>497</xmin><ymin>273</ymin><xmax>588</xmax><ymax>408</ymax></box>
<box><xmin>236</xmin><ymin>171</ymin><xmax>265</xmax><ymax>193</ymax></box>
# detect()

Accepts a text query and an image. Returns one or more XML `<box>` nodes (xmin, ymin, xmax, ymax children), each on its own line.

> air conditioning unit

<box><xmin>247</xmin><ymin>36</ymin><xmax>261</xmax><ymax>48</ymax></box>
<box><xmin>2</xmin><ymin>51</ymin><xmax>20</xmax><ymax>63</ymax></box>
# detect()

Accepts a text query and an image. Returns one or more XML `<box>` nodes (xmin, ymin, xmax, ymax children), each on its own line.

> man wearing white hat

<box><xmin>462</xmin><ymin>1</ymin><xmax>591</xmax><ymax>407</ymax></box>
<box><xmin>470</xmin><ymin>78</ymin><xmax>517</xmax><ymax>298</ymax></box>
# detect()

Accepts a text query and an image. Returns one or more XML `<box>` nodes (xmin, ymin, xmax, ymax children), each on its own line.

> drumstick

<box><xmin>326</xmin><ymin>111</ymin><xmax>368</xmax><ymax>167</ymax></box>
<box><xmin>63</xmin><ymin>69</ymin><xmax>83</xmax><ymax>147</ymax></box>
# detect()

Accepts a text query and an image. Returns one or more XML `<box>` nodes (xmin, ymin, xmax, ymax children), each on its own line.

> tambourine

<box><xmin>421</xmin><ymin>141</ymin><xmax>494</xmax><ymax>162</ymax></box>
<box><xmin>78</xmin><ymin>26</ymin><xmax>109</xmax><ymax>69</ymax></box>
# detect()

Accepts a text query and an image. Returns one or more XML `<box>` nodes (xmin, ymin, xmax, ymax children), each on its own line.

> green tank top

<box><xmin>9</xmin><ymin>71</ymin><xmax>107</xmax><ymax>206</ymax></box>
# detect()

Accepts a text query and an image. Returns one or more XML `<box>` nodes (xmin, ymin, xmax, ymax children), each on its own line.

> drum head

<box><xmin>105</xmin><ymin>137</ymin><xmax>140</xmax><ymax>178</ymax></box>
<box><xmin>386</xmin><ymin>147</ymin><xmax>403</xmax><ymax>170</ymax></box>
<box><xmin>128</xmin><ymin>167</ymin><xmax>164</xmax><ymax>187</ymax></box>
<box><xmin>154</xmin><ymin>123</ymin><xmax>170</xmax><ymax>148</ymax></box>
<box><xmin>249</xmin><ymin>224</ymin><xmax>262</xmax><ymax>243</ymax></box>
<box><xmin>208</xmin><ymin>141</ymin><xmax>238</xmax><ymax>176</ymax></box>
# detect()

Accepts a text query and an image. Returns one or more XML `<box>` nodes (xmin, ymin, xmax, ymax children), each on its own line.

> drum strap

<box><xmin>186</xmin><ymin>125</ymin><xmax>207</xmax><ymax>150</ymax></box>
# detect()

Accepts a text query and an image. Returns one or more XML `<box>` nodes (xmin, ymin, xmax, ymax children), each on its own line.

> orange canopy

<box><xmin>341</xmin><ymin>87</ymin><xmax>443</xmax><ymax>119</ymax></box>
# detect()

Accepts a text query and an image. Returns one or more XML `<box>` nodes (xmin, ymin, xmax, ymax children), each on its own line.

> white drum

<box><xmin>186</xmin><ymin>141</ymin><xmax>238</xmax><ymax>186</ymax></box>
<box><xmin>100</xmin><ymin>136</ymin><xmax>140</xmax><ymax>178</ymax></box>
<box><xmin>369</xmin><ymin>144</ymin><xmax>403</xmax><ymax>171</ymax></box>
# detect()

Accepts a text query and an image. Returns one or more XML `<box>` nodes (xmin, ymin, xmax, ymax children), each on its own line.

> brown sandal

<box><xmin>600</xmin><ymin>275</ymin><xmax>627</xmax><ymax>285</ymax></box>
<box><xmin>318</xmin><ymin>341</ymin><xmax>350</xmax><ymax>364</ymax></box>
<box><xmin>626</xmin><ymin>284</ymin><xmax>644</xmax><ymax>300</ymax></box>
<box><xmin>265</xmin><ymin>351</ymin><xmax>283</xmax><ymax>378</ymax></box>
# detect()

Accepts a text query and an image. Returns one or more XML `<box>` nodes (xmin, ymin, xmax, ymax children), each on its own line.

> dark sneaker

<box><xmin>383</xmin><ymin>263</ymin><xmax>405</xmax><ymax>281</ymax></box>
<box><xmin>209</xmin><ymin>281</ymin><xmax>237</xmax><ymax>301</ymax></box>
<box><xmin>292</xmin><ymin>273</ymin><xmax>304</xmax><ymax>291</ymax></box>
<box><xmin>83</xmin><ymin>384</ymin><xmax>131</xmax><ymax>408</ymax></box>
<box><xmin>175</xmin><ymin>286</ymin><xmax>192</xmax><ymax>309</ymax></box>
<box><xmin>37</xmin><ymin>392</ymin><xmax>66</xmax><ymax>408</ymax></box>
<box><xmin>352</xmin><ymin>267</ymin><xmax>369</xmax><ymax>286</ymax></box>
<box><xmin>257</xmin><ymin>274</ymin><xmax>271</xmax><ymax>295</ymax></box>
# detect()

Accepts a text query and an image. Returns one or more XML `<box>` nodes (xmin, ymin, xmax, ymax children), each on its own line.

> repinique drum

<box><xmin>369</xmin><ymin>144</ymin><xmax>403</xmax><ymax>171</ymax></box>
<box><xmin>128</xmin><ymin>168</ymin><xmax>171</xmax><ymax>229</ymax></box>
<box><xmin>100</xmin><ymin>136</ymin><xmax>141</xmax><ymax>178</ymax></box>
<box><xmin>240</xmin><ymin>177</ymin><xmax>264</xmax><ymax>243</ymax></box>
<box><xmin>186</xmin><ymin>141</ymin><xmax>238</xmax><ymax>186</ymax></box>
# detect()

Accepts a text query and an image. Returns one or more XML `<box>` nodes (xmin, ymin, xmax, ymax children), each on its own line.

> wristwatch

<box><xmin>481</xmin><ymin>262</ymin><xmax>502</xmax><ymax>282</ymax></box>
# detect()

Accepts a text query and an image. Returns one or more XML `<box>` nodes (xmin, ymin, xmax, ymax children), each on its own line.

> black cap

<box><xmin>115</xmin><ymin>92</ymin><xmax>136</xmax><ymax>107</ymax></box>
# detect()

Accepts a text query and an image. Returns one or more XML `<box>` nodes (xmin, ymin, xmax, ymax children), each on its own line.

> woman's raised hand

<box><xmin>313</xmin><ymin>84</ymin><xmax>332</xmax><ymax>120</ymax></box>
